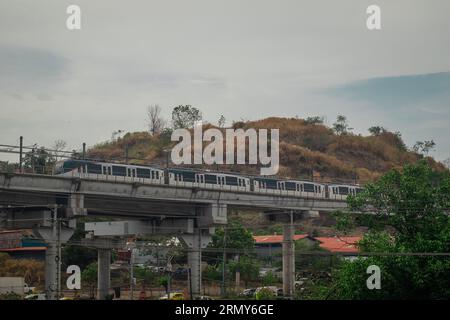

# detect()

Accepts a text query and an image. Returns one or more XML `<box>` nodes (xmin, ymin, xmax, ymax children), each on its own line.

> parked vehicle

<box><xmin>239</xmin><ymin>288</ymin><xmax>256</xmax><ymax>297</ymax></box>
<box><xmin>158</xmin><ymin>292</ymin><xmax>184</xmax><ymax>300</ymax></box>
<box><xmin>0</xmin><ymin>277</ymin><xmax>34</xmax><ymax>296</ymax></box>
<box><xmin>194</xmin><ymin>295</ymin><xmax>213</xmax><ymax>300</ymax></box>
<box><xmin>24</xmin><ymin>293</ymin><xmax>46</xmax><ymax>300</ymax></box>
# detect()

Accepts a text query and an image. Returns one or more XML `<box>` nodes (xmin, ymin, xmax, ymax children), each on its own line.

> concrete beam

<box><xmin>67</xmin><ymin>193</ymin><xmax>87</xmax><ymax>216</ymax></box>
<box><xmin>0</xmin><ymin>173</ymin><xmax>348</xmax><ymax>212</ymax></box>
<box><xmin>84</xmin><ymin>219</ymin><xmax>195</xmax><ymax>237</ymax></box>
<box><xmin>198</xmin><ymin>203</ymin><xmax>227</xmax><ymax>226</ymax></box>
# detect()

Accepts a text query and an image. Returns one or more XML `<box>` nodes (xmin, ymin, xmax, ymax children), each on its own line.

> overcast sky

<box><xmin>1</xmin><ymin>0</ymin><xmax>449</xmax><ymax>162</ymax></box>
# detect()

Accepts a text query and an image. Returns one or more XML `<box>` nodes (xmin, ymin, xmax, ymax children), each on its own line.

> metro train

<box><xmin>54</xmin><ymin>159</ymin><xmax>363</xmax><ymax>200</ymax></box>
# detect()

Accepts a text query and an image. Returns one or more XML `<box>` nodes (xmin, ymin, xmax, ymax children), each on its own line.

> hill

<box><xmin>87</xmin><ymin>117</ymin><xmax>445</xmax><ymax>185</ymax></box>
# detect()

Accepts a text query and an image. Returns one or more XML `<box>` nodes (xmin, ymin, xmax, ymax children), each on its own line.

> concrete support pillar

<box><xmin>282</xmin><ymin>223</ymin><xmax>295</xmax><ymax>297</ymax></box>
<box><xmin>33</xmin><ymin>211</ymin><xmax>74</xmax><ymax>301</ymax></box>
<box><xmin>45</xmin><ymin>243</ymin><xmax>58</xmax><ymax>300</ymax></box>
<box><xmin>188</xmin><ymin>239</ymin><xmax>202</xmax><ymax>297</ymax></box>
<box><xmin>97</xmin><ymin>249</ymin><xmax>111</xmax><ymax>300</ymax></box>
<box><xmin>181</xmin><ymin>228</ymin><xmax>212</xmax><ymax>298</ymax></box>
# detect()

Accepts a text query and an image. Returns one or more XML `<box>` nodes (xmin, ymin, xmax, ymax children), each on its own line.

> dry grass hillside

<box><xmin>87</xmin><ymin>117</ymin><xmax>445</xmax><ymax>185</ymax></box>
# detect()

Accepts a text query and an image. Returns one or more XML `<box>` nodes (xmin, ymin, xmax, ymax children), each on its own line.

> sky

<box><xmin>0</xmin><ymin>0</ymin><xmax>449</xmax><ymax>162</ymax></box>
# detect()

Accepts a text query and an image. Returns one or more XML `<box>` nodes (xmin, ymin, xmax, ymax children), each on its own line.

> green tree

<box><xmin>218</xmin><ymin>115</ymin><xmax>226</xmax><ymax>128</ymax></box>
<box><xmin>413</xmin><ymin>140</ymin><xmax>436</xmax><ymax>155</ymax></box>
<box><xmin>261</xmin><ymin>271</ymin><xmax>279</xmax><ymax>286</ymax></box>
<box><xmin>23</xmin><ymin>146</ymin><xmax>54</xmax><ymax>174</ymax></box>
<box><xmin>228</xmin><ymin>255</ymin><xmax>260</xmax><ymax>288</ymax></box>
<box><xmin>62</xmin><ymin>220</ymin><xmax>98</xmax><ymax>270</ymax></box>
<box><xmin>255</xmin><ymin>287</ymin><xmax>276</xmax><ymax>300</ymax></box>
<box><xmin>368</xmin><ymin>126</ymin><xmax>385</xmax><ymax>136</ymax></box>
<box><xmin>158</xmin><ymin>275</ymin><xmax>169</xmax><ymax>294</ymax></box>
<box><xmin>134</xmin><ymin>266</ymin><xmax>156</xmax><ymax>290</ymax></box>
<box><xmin>330</xmin><ymin>161</ymin><xmax>450</xmax><ymax>299</ymax></box>
<box><xmin>211</xmin><ymin>220</ymin><xmax>255</xmax><ymax>252</ymax></box>
<box><xmin>171</xmin><ymin>105</ymin><xmax>202</xmax><ymax>129</ymax></box>
<box><xmin>304</xmin><ymin>116</ymin><xmax>324</xmax><ymax>125</ymax></box>
<box><xmin>81</xmin><ymin>262</ymin><xmax>98</xmax><ymax>298</ymax></box>
<box><xmin>332</xmin><ymin>115</ymin><xmax>352</xmax><ymax>136</ymax></box>
<box><xmin>207</xmin><ymin>220</ymin><xmax>258</xmax><ymax>290</ymax></box>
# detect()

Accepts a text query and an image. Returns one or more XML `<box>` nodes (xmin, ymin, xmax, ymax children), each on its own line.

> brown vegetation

<box><xmin>87</xmin><ymin>117</ymin><xmax>445</xmax><ymax>185</ymax></box>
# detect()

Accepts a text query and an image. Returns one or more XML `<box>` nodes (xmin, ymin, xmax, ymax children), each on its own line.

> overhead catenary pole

<box><xmin>282</xmin><ymin>211</ymin><xmax>295</xmax><ymax>297</ymax></box>
<box><xmin>129</xmin><ymin>247</ymin><xmax>134</xmax><ymax>300</ymax></box>
<box><xmin>19</xmin><ymin>136</ymin><xmax>23</xmax><ymax>173</ymax></box>
<box><xmin>82</xmin><ymin>143</ymin><xmax>86</xmax><ymax>160</ymax></box>
<box><xmin>56</xmin><ymin>205</ymin><xmax>62</xmax><ymax>299</ymax></box>
<box><xmin>221</xmin><ymin>227</ymin><xmax>227</xmax><ymax>296</ymax></box>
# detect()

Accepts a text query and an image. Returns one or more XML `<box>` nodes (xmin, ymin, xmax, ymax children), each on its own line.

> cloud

<box><xmin>0</xmin><ymin>46</ymin><xmax>69</xmax><ymax>83</ymax></box>
<box><xmin>326</xmin><ymin>71</ymin><xmax>450</xmax><ymax>107</ymax></box>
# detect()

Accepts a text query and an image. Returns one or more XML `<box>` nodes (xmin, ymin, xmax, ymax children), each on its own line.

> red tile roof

<box><xmin>253</xmin><ymin>234</ymin><xmax>309</xmax><ymax>244</ymax></box>
<box><xmin>0</xmin><ymin>247</ymin><xmax>47</xmax><ymax>252</ymax></box>
<box><xmin>315</xmin><ymin>236</ymin><xmax>361</xmax><ymax>253</ymax></box>
<box><xmin>253</xmin><ymin>234</ymin><xmax>362</xmax><ymax>253</ymax></box>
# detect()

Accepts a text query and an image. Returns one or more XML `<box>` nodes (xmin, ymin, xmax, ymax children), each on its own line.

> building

<box><xmin>253</xmin><ymin>234</ymin><xmax>362</xmax><ymax>263</ymax></box>
<box><xmin>0</xmin><ymin>229</ymin><xmax>46</xmax><ymax>260</ymax></box>
<box><xmin>315</xmin><ymin>236</ymin><xmax>361</xmax><ymax>253</ymax></box>
<box><xmin>253</xmin><ymin>234</ymin><xmax>319</xmax><ymax>261</ymax></box>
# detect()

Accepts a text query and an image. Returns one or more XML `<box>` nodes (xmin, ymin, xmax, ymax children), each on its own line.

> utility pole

<box><xmin>129</xmin><ymin>247</ymin><xmax>135</xmax><ymax>300</ymax></box>
<box><xmin>56</xmin><ymin>205</ymin><xmax>62</xmax><ymax>299</ymax></box>
<box><xmin>221</xmin><ymin>228</ymin><xmax>227</xmax><ymax>296</ymax></box>
<box><xmin>282</xmin><ymin>211</ymin><xmax>295</xmax><ymax>297</ymax></box>
<box><xmin>19</xmin><ymin>136</ymin><xmax>23</xmax><ymax>173</ymax></box>
<box><xmin>82</xmin><ymin>143</ymin><xmax>86</xmax><ymax>160</ymax></box>
<box><xmin>235</xmin><ymin>254</ymin><xmax>240</xmax><ymax>292</ymax></box>
<box><xmin>163</xmin><ymin>149</ymin><xmax>170</xmax><ymax>169</ymax></box>
<box><xmin>188</xmin><ymin>267</ymin><xmax>193</xmax><ymax>300</ymax></box>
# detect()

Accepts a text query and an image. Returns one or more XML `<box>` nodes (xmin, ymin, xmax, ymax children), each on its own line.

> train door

<box><xmin>277</xmin><ymin>181</ymin><xmax>285</xmax><ymax>194</ymax></box>
<box><xmin>101</xmin><ymin>164</ymin><xmax>112</xmax><ymax>179</ymax></box>
<box><xmin>195</xmin><ymin>173</ymin><xmax>205</xmax><ymax>188</ymax></box>
<box><xmin>238</xmin><ymin>178</ymin><xmax>246</xmax><ymax>191</ymax></box>
<box><xmin>325</xmin><ymin>185</ymin><xmax>330</xmax><ymax>198</ymax></box>
<box><xmin>217</xmin><ymin>175</ymin><xmax>225</xmax><ymax>189</ymax></box>
<box><xmin>127</xmin><ymin>167</ymin><xmax>137</xmax><ymax>180</ymax></box>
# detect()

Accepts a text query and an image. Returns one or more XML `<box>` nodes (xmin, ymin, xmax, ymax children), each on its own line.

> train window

<box><xmin>338</xmin><ymin>186</ymin><xmax>349</xmax><ymax>195</ymax></box>
<box><xmin>156</xmin><ymin>171</ymin><xmax>159</xmax><ymax>179</ymax></box>
<box><xmin>303</xmin><ymin>183</ymin><xmax>315</xmax><ymax>193</ymax></box>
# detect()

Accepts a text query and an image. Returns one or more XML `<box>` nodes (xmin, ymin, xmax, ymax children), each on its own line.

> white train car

<box><xmin>168</xmin><ymin>168</ymin><xmax>250</xmax><ymax>192</ymax></box>
<box><xmin>327</xmin><ymin>184</ymin><xmax>364</xmax><ymax>200</ymax></box>
<box><xmin>54</xmin><ymin>160</ymin><xmax>165</xmax><ymax>184</ymax></box>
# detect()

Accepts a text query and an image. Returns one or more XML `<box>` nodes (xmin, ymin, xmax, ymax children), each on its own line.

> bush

<box><xmin>255</xmin><ymin>288</ymin><xmax>276</xmax><ymax>300</ymax></box>
<box><xmin>0</xmin><ymin>292</ymin><xmax>23</xmax><ymax>300</ymax></box>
